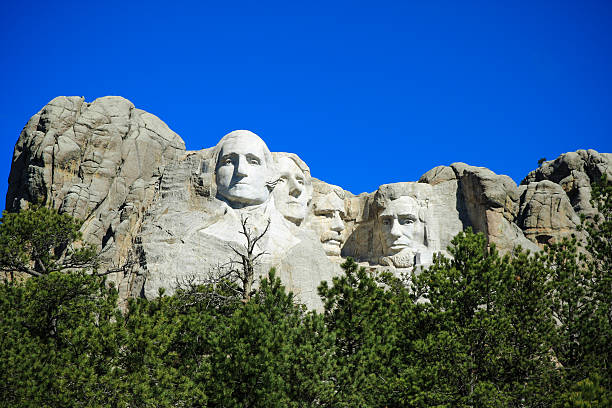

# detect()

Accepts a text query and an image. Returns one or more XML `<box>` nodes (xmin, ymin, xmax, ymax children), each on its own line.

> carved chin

<box><xmin>219</xmin><ymin>186</ymin><xmax>268</xmax><ymax>206</ymax></box>
<box><xmin>278</xmin><ymin>204</ymin><xmax>306</xmax><ymax>224</ymax></box>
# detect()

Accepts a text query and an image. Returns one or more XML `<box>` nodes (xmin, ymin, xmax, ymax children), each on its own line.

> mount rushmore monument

<box><xmin>6</xmin><ymin>96</ymin><xmax>611</xmax><ymax>308</ymax></box>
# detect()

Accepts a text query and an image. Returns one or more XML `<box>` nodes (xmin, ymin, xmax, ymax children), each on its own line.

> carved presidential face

<box><xmin>378</xmin><ymin>195</ymin><xmax>422</xmax><ymax>256</ymax></box>
<box><xmin>215</xmin><ymin>131</ymin><xmax>272</xmax><ymax>208</ymax></box>
<box><xmin>310</xmin><ymin>192</ymin><xmax>346</xmax><ymax>256</ymax></box>
<box><xmin>273</xmin><ymin>156</ymin><xmax>310</xmax><ymax>225</ymax></box>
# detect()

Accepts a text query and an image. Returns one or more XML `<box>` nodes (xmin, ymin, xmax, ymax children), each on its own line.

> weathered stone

<box><xmin>6</xmin><ymin>95</ymin><xmax>609</xmax><ymax>308</ymax></box>
<box><xmin>418</xmin><ymin>165</ymin><xmax>457</xmax><ymax>185</ymax></box>
<box><xmin>7</xmin><ymin>96</ymin><xmax>185</xmax><ymax>302</ymax></box>
<box><xmin>516</xmin><ymin>181</ymin><xmax>581</xmax><ymax>246</ymax></box>
<box><xmin>519</xmin><ymin>149</ymin><xmax>611</xmax><ymax>245</ymax></box>
<box><xmin>307</xmin><ymin>180</ymin><xmax>352</xmax><ymax>258</ymax></box>
<box><xmin>523</xmin><ymin>150</ymin><xmax>612</xmax><ymax>217</ymax></box>
<box><xmin>452</xmin><ymin>163</ymin><xmax>538</xmax><ymax>252</ymax></box>
<box><xmin>136</xmin><ymin>130</ymin><xmax>340</xmax><ymax>310</ymax></box>
<box><xmin>271</xmin><ymin>152</ymin><xmax>312</xmax><ymax>226</ymax></box>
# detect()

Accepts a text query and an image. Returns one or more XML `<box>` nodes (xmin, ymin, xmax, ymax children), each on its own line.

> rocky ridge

<box><xmin>6</xmin><ymin>96</ymin><xmax>610</xmax><ymax>308</ymax></box>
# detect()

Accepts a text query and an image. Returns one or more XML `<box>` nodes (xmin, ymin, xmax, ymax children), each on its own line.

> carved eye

<box><xmin>296</xmin><ymin>178</ymin><xmax>304</xmax><ymax>185</ymax></box>
<box><xmin>398</xmin><ymin>215</ymin><xmax>416</xmax><ymax>225</ymax></box>
<box><xmin>381</xmin><ymin>217</ymin><xmax>392</xmax><ymax>226</ymax></box>
<box><xmin>246</xmin><ymin>154</ymin><xmax>261</xmax><ymax>165</ymax></box>
<box><xmin>223</xmin><ymin>158</ymin><xmax>233</xmax><ymax>165</ymax></box>
<box><xmin>278</xmin><ymin>176</ymin><xmax>287</xmax><ymax>183</ymax></box>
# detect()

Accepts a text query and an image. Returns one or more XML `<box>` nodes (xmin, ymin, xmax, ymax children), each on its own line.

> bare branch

<box><xmin>95</xmin><ymin>251</ymin><xmax>137</xmax><ymax>277</ymax></box>
<box><xmin>252</xmin><ymin>251</ymin><xmax>269</xmax><ymax>263</ymax></box>
<box><xmin>227</xmin><ymin>243</ymin><xmax>246</xmax><ymax>258</ymax></box>
<box><xmin>173</xmin><ymin>215</ymin><xmax>272</xmax><ymax>307</ymax></box>
<box><xmin>250</xmin><ymin>218</ymin><xmax>271</xmax><ymax>251</ymax></box>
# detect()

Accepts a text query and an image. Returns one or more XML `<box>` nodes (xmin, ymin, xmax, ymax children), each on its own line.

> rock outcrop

<box><xmin>517</xmin><ymin>150</ymin><xmax>611</xmax><ymax>246</ymax></box>
<box><xmin>7</xmin><ymin>96</ymin><xmax>185</xmax><ymax>300</ymax></box>
<box><xmin>7</xmin><ymin>96</ymin><xmax>610</xmax><ymax>308</ymax></box>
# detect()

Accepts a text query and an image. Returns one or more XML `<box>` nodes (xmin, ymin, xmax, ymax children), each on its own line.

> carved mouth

<box><xmin>324</xmin><ymin>239</ymin><xmax>343</xmax><ymax>246</ymax></box>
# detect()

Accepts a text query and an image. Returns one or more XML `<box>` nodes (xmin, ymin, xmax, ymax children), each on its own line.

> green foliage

<box><xmin>555</xmin><ymin>374</ymin><xmax>612</xmax><ymax>408</ymax></box>
<box><xmin>582</xmin><ymin>175</ymin><xmax>612</xmax><ymax>275</ymax></box>
<box><xmin>580</xmin><ymin>176</ymin><xmax>612</xmax><ymax>386</ymax></box>
<box><xmin>548</xmin><ymin>175</ymin><xmax>612</xmax><ymax>391</ymax></box>
<box><xmin>0</xmin><ymin>271</ymin><xmax>122</xmax><ymax>407</ymax></box>
<box><xmin>411</xmin><ymin>229</ymin><xmax>558</xmax><ymax>406</ymax></box>
<box><xmin>206</xmin><ymin>270</ymin><xmax>335</xmax><ymax>407</ymax></box>
<box><xmin>1</xmin><ymin>187</ymin><xmax>611</xmax><ymax>407</ymax></box>
<box><xmin>318</xmin><ymin>258</ymin><xmax>406</xmax><ymax>407</ymax></box>
<box><xmin>0</xmin><ymin>204</ymin><xmax>98</xmax><ymax>278</ymax></box>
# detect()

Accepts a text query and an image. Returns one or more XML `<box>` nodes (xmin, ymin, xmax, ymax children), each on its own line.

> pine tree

<box><xmin>318</xmin><ymin>258</ymin><xmax>407</xmax><ymax>407</ymax></box>
<box><xmin>411</xmin><ymin>229</ymin><xmax>558</xmax><ymax>406</ymax></box>
<box><xmin>548</xmin><ymin>175</ymin><xmax>611</xmax><ymax>393</ymax></box>
<box><xmin>580</xmin><ymin>175</ymin><xmax>611</xmax><ymax>388</ymax></box>
<box><xmin>0</xmin><ymin>271</ymin><xmax>123</xmax><ymax>407</ymax></box>
<box><xmin>0</xmin><ymin>206</ymin><xmax>124</xmax><ymax>407</ymax></box>
<box><xmin>0</xmin><ymin>204</ymin><xmax>98</xmax><ymax>279</ymax></box>
<box><xmin>205</xmin><ymin>270</ymin><xmax>335</xmax><ymax>407</ymax></box>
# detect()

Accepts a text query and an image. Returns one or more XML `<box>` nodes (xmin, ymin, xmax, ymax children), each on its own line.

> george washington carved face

<box><xmin>215</xmin><ymin>130</ymin><xmax>274</xmax><ymax>208</ymax></box>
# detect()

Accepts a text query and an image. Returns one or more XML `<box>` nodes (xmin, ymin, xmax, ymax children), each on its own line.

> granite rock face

<box><xmin>419</xmin><ymin>163</ymin><xmax>539</xmax><ymax>253</ymax></box>
<box><xmin>7</xmin><ymin>96</ymin><xmax>185</xmax><ymax>301</ymax></box>
<box><xmin>516</xmin><ymin>181</ymin><xmax>580</xmax><ymax>246</ymax></box>
<box><xmin>7</xmin><ymin>96</ymin><xmax>610</xmax><ymax>308</ymax></box>
<box><xmin>517</xmin><ymin>150</ymin><xmax>612</xmax><ymax>246</ymax></box>
<box><xmin>522</xmin><ymin>150</ymin><xmax>612</xmax><ymax>218</ymax></box>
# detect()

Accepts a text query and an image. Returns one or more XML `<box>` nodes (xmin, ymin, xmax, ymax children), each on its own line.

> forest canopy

<box><xmin>0</xmin><ymin>179</ymin><xmax>610</xmax><ymax>407</ymax></box>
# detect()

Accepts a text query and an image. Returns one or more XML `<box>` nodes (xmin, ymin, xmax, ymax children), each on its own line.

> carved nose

<box><xmin>235</xmin><ymin>156</ymin><xmax>248</xmax><ymax>177</ymax></box>
<box><xmin>389</xmin><ymin>219</ymin><xmax>402</xmax><ymax>238</ymax></box>
<box><xmin>288</xmin><ymin>178</ymin><xmax>303</xmax><ymax>198</ymax></box>
<box><xmin>331</xmin><ymin>212</ymin><xmax>345</xmax><ymax>232</ymax></box>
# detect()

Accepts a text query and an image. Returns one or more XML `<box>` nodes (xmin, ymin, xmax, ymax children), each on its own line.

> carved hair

<box><xmin>214</xmin><ymin>130</ymin><xmax>274</xmax><ymax>167</ymax></box>
<box><xmin>272</xmin><ymin>152</ymin><xmax>311</xmax><ymax>180</ymax></box>
<box><xmin>271</xmin><ymin>152</ymin><xmax>313</xmax><ymax>194</ymax></box>
<box><xmin>373</xmin><ymin>183</ymin><xmax>429</xmax><ymax>216</ymax></box>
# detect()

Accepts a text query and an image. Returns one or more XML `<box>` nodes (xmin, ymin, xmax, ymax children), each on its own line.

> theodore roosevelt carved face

<box><xmin>272</xmin><ymin>155</ymin><xmax>311</xmax><ymax>225</ymax></box>
<box><xmin>215</xmin><ymin>130</ymin><xmax>274</xmax><ymax>208</ymax></box>
<box><xmin>309</xmin><ymin>191</ymin><xmax>346</xmax><ymax>256</ymax></box>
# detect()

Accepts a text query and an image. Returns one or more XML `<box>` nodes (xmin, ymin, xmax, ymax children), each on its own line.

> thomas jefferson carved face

<box><xmin>215</xmin><ymin>131</ymin><xmax>273</xmax><ymax>208</ymax></box>
<box><xmin>310</xmin><ymin>192</ymin><xmax>346</xmax><ymax>256</ymax></box>
<box><xmin>273</xmin><ymin>156</ymin><xmax>310</xmax><ymax>225</ymax></box>
<box><xmin>378</xmin><ymin>195</ymin><xmax>422</xmax><ymax>255</ymax></box>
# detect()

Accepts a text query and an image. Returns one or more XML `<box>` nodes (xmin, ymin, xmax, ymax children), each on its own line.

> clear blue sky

<box><xmin>1</xmin><ymin>0</ymin><xmax>610</xmax><ymax>210</ymax></box>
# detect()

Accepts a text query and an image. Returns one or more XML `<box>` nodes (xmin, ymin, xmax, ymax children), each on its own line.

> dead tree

<box><xmin>227</xmin><ymin>215</ymin><xmax>271</xmax><ymax>302</ymax></box>
<box><xmin>174</xmin><ymin>215</ymin><xmax>271</xmax><ymax>309</ymax></box>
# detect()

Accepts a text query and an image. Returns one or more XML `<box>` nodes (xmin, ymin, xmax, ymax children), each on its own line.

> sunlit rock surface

<box><xmin>7</xmin><ymin>96</ymin><xmax>610</xmax><ymax>308</ymax></box>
